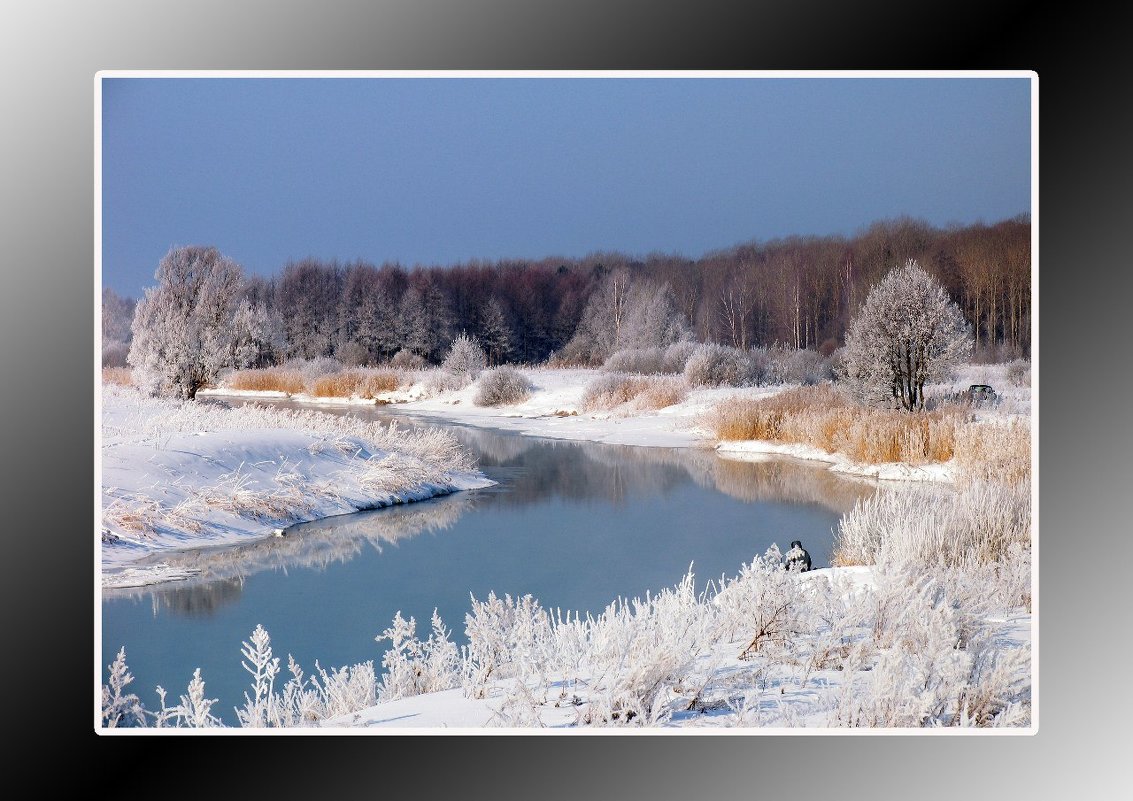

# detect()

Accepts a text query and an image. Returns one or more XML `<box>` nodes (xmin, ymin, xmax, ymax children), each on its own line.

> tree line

<box><xmin>104</xmin><ymin>215</ymin><xmax>1031</xmax><ymax>379</ymax></box>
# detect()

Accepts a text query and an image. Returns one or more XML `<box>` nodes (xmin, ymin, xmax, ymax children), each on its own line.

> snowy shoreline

<box><xmin>199</xmin><ymin>366</ymin><xmax>970</xmax><ymax>484</ymax></box>
<box><xmin>99</xmin><ymin>386</ymin><xmax>492</xmax><ymax>588</ymax></box>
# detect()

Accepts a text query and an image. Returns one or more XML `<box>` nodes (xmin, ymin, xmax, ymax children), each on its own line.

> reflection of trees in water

<box><xmin>462</xmin><ymin>429</ymin><xmax>875</xmax><ymax>515</ymax></box>
<box><xmin>143</xmin><ymin>576</ymin><xmax>246</xmax><ymax>618</ymax></box>
<box><xmin>102</xmin><ymin>492</ymin><xmax>476</xmax><ymax>609</ymax></box>
<box><xmin>686</xmin><ymin>452</ymin><xmax>876</xmax><ymax>515</ymax></box>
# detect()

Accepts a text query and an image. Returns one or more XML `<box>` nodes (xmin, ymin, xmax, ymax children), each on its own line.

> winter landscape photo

<box><xmin>98</xmin><ymin>73</ymin><xmax>1035</xmax><ymax>732</ymax></box>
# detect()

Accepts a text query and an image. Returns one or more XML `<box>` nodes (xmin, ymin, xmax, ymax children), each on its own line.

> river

<box><xmin>101</xmin><ymin>402</ymin><xmax>876</xmax><ymax>724</ymax></box>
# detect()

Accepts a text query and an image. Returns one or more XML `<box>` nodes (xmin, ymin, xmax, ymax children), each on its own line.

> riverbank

<box><xmin>99</xmin><ymin>385</ymin><xmax>491</xmax><ymax>588</ymax></box>
<box><xmin>201</xmin><ymin>363</ymin><xmax>1031</xmax><ymax>484</ymax></box>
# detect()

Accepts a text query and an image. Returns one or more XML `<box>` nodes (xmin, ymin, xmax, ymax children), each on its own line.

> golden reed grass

<box><xmin>102</xmin><ymin>367</ymin><xmax>134</xmax><ymax>386</ymax></box>
<box><xmin>707</xmin><ymin>385</ymin><xmax>965</xmax><ymax>466</ymax></box>
<box><xmin>227</xmin><ymin>368</ymin><xmax>306</xmax><ymax>395</ymax></box>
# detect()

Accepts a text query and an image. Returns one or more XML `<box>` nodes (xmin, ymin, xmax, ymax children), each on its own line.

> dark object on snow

<box><xmin>785</xmin><ymin>540</ymin><xmax>812</xmax><ymax>572</ymax></box>
<box><xmin>965</xmin><ymin>384</ymin><xmax>998</xmax><ymax>406</ymax></box>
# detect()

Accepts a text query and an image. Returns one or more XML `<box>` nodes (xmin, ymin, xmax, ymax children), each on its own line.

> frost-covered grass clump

<box><xmin>833</xmin><ymin>479</ymin><xmax>1032</xmax><ymax>572</ymax></box>
<box><xmin>473</xmin><ymin>367</ymin><xmax>534</xmax><ymax>407</ymax></box>
<box><xmin>581</xmin><ymin>373</ymin><xmax>688</xmax><ymax>413</ymax></box>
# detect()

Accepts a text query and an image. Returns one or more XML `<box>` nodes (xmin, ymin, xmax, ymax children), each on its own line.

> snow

<box><xmin>203</xmin><ymin>366</ymin><xmax>1017</xmax><ymax>483</ymax></box>
<box><xmin>99</xmin><ymin>386</ymin><xmax>492</xmax><ymax>588</ymax></box>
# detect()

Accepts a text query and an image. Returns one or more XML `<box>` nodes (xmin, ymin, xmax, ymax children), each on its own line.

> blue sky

<box><xmin>101</xmin><ymin>76</ymin><xmax>1032</xmax><ymax>298</ymax></box>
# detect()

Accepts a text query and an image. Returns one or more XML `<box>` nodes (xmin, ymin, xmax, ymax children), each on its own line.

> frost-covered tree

<box><xmin>441</xmin><ymin>332</ymin><xmax>487</xmax><ymax>377</ymax></box>
<box><xmin>102</xmin><ymin>288</ymin><xmax>137</xmax><ymax>366</ymax></box>
<box><xmin>128</xmin><ymin>245</ymin><xmax>244</xmax><ymax>399</ymax></box>
<box><xmin>839</xmin><ymin>260</ymin><xmax>973</xmax><ymax>410</ymax></box>
<box><xmin>398</xmin><ymin>287</ymin><xmax>431</xmax><ymax>357</ymax></box>
<box><xmin>479</xmin><ymin>298</ymin><xmax>512</xmax><ymax>365</ymax></box>
<box><xmin>565</xmin><ymin>271</ymin><xmax>691</xmax><ymax>364</ymax></box>
<box><xmin>230</xmin><ymin>299</ymin><xmax>276</xmax><ymax>369</ymax></box>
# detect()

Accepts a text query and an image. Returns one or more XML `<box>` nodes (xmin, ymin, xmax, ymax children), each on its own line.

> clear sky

<box><xmin>101</xmin><ymin>75</ymin><xmax>1032</xmax><ymax>298</ymax></box>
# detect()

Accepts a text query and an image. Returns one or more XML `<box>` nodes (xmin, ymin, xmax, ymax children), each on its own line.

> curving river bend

<box><xmin>102</xmin><ymin>401</ymin><xmax>876</xmax><ymax>723</ymax></box>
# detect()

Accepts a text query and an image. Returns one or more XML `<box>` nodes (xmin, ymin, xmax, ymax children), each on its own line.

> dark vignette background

<box><xmin>1</xmin><ymin>1</ymin><xmax>1127</xmax><ymax>798</ymax></box>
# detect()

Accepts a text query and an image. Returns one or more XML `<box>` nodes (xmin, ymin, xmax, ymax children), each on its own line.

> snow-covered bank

<box><xmin>99</xmin><ymin>386</ymin><xmax>491</xmax><ymax>588</ymax></box>
<box><xmin>204</xmin><ymin>365</ymin><xmax>1030</xmax><ymax>483</ymax></box>
<box><xmin>104</xmin><ymin>557</ymin><xmax>1028</xmax><ymax>730</ymax></box>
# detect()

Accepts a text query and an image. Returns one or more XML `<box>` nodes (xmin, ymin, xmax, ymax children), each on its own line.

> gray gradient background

<box><xmin>2</xmin><ymin>1</ymin><xmax>1126</xmax><ymax>798</ymax></box>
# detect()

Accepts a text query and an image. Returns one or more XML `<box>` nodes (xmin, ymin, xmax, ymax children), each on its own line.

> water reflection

<box><xmin>103</xmin><ymin>490</ymin><xmax>477</xmax><ymax>604</ymax></box>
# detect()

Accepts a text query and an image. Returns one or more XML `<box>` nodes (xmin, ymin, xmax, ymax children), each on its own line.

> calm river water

<box><xmin>102</xmin><ymin>401</ymin><xmax>875</xmax><ymax>723</ymax></box>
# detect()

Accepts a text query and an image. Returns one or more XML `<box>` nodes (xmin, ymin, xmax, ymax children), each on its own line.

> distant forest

<box><xmin>106</xmin><ymin>216</ymin><xmax>1031</xmax><ymax>369</ymax></box>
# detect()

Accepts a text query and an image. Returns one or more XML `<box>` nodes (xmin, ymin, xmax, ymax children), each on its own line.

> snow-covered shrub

<box><xmin>473</xmin><ymin>366</ymin><xmax>534</xmax><ymax>406</ymax></box>
<box><xmin>1004</xmin><ymin>358</ymin><xmax>1031</xmax><ymax>387</ymax></box>
<box><xmin>153</xmin><ymin>668</ymin><xmax>223</xmax><ymax>728</ymax></box>
<box><xmin>441</xmin><ymin>333</ymin><xmax>488</xmax><ymax>378</ymax></box>
<box><xmin>237</xmin><ymin>624</ymin><xmax>281</xmax><ymax>727</ymax></box>
<box><xmin>603</xmin><ymin>347</ymin><xmax>665</xmax><ymax>374</ymax></box>
<box><xmin>423</xmin><ymin>367</ymin><xmax>471</xmax><ymax>394</ymax></box>
<box><xmin>102</xmin><ymin>647</ymin><xmax>146</xmax><ymax>728</ymax></box>
<box><xmin>390</xmin><ymin>348</ymin><xmax>426</xmax><ymax>370</ymax></box>
<box><xmin>713</xmin><ymin>547</ymin><xmax>808</xmax><ymax>660</ymax></box>
<box><xmin>463</xmin><ymin>592</ymin><xmax>553</xmax><ymax>697</ymax></box>
<box><xmin>827</xmin><ymin>567</ymin><xmax>1030</xmax><ymax>728</ymax></box>
<box><xmin>683</xmin><ymin>343</ymin><xmax>755</xmax><ymax>387</ymax></box>
<box><xmin>661</xmin><ymin>340</ymin><xmax>699</xmax><ymax>374</ymax></box>
<box><xmin>375</xmin><ymin>610</ymin><xmax>461</xmax><ymax>701</ymax></box>
<box><xmin>575</xmin><ymin>568</ymin><xmax>713</xmax><ymax>726</ymax></box>
<box><xmin>102</xmin><ymin>340</ymin><xmax>130</xmax><ymax>368</ymax></box>
<box><xmin>833</xmin><ymin>480</ymin><xmax>1031</xmax><ymax>568</ymax></box>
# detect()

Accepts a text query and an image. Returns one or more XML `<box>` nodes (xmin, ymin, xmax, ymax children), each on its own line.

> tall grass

<box><xmin>832</xmin><ymin>480</ymin><xmax>1031</xmax><ymax>569</ymax></box>
<box><xmin>707</xmin><ymin>385</ymin><xmax>963</xmax><ymax>465</ymax></box>
<box><xmin>227</xmin><ymin>368</ymin><xmax>306</xmax><ymax>394</ymax></box>
<box><xmin>102</xmin><ymin>367</ymin><xmax>134</xmax><ymax>386</ymax></box>
<box><xmin>581</xmin><ymin>373</ymin><xmax>689</xmax><ymax>412</ymax></box>
<box><xmin>225</xmin><ymin>366</ymin><xmax>406</xmax><ymax>398</ymax></box>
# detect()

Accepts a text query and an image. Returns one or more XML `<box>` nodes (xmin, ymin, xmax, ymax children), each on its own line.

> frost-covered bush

<box><xmin>390</xmin><ymin>349</ymin><xmax>426</xmax><ymax>370</ymax></box>
<box><xmin>441</xmin><ymin>333</ymin><xmax>487</xmax><ymax>378</ymax></box>
<box><xmin>683</xmin><ymin>343</ymin><xmax>755</xmax><ymax>387</ymax></box>
<box><xmin>102</xmin><ymin>647</ymin><xmax>146</xmax><ymax>728</ymax></box>
<box><xmin>576</xmin><ymin>569</ymin><xmax>712</xmax><ymax>726</ymax></box>
<box><xmin>660</xmin><ymin>340</ymin><xmax>698</xmax><ymax>374</ymax></box>
<box><xmin>603</xmin><ymin>347</ymin><xmax>665</xmax><ymax>374</ymax></box>
<box><xmin>1005</xmin><ymin>359</ymin><xmax>1031</xmax><ymax>387</ymax></box>
<box><xmin>463</xmin><ymin>592</ymin><xmax>553</xmax><ymax>697</ymax></box>
<box><xmin>474</xmin><ymin>367</ymin><xmax>534</xmax><ymax>406</ymax></box>
<box><xmin>423</xmin><ymin>368</ymin><xmax>471</xmax><ymax>394</ymax></box>
<box><xmin>375</xmin><ymin>610</ymin><xmax>461</xmax><ymax>701</ymax></box>
<box><xmin>102</xmin><ymin>341</ymin><xmax>130</xmax><ymax>368</ymax></box>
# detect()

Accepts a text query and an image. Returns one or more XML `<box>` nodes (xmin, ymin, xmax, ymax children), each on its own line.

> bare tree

<box><xmin>839</xmin><ymin>260</ymin><xmax>973</xmax><ymax>410</ymax></box>
<box><xmin>128</xmin><ymin>245</ymin><xmax>244</xmax><ymax>398</ymax></box>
